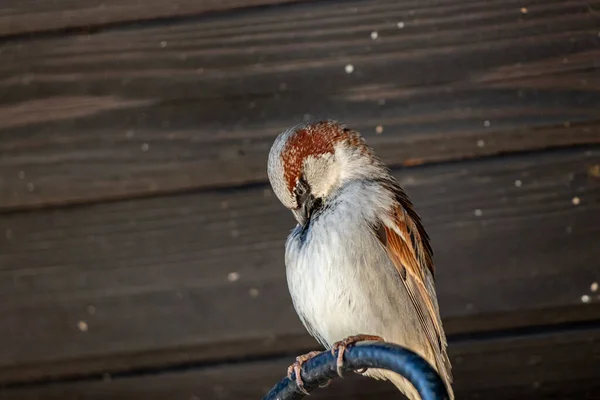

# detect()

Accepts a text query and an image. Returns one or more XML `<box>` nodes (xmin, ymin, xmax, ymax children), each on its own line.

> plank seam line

<box><xmin>2</xmin><ymin>317</ymin><xmax>600</xmax><ymax>389</ymax></box>
<box><xmin>2</xmin><ymin>0</ymin><xmax>588</xmax><ymax>43</ymax></box>
<box><xmin>0</xmin><ymin>0</ymin><xmax>346</xmax><ymax>44</ymax></box>
<box><xmin>0</xmin><ymin>142</ymin><xmax>598</xmax><ymax>216</ymax></box>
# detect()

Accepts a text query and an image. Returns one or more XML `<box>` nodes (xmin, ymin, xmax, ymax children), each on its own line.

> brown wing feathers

<box><xmin>377</xmin><ymin>184</ymin><xmax>453</xmax><ymax>390</ymax></box>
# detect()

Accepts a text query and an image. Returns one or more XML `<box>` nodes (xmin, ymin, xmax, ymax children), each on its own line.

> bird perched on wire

<box><xmin>267</xmin><ymin>121</ymin><xmax>453</xmax><ymax>399</ymax></box>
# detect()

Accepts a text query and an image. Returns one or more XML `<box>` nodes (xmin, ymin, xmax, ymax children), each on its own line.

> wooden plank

<box><xmin>1</xmin><ymin>327</ymin><xmax>599</xmax><ymax>399</ymax></box>
<box><xmin>1</xmin><ymin>0</ymin><xmax>600</xmax><ymax>210</ymax></box>
<box><xmin>0</xmin><ymin>0</ymin><xmax>308</xmax><ymax>37</ymax></box>
<box><xmin>0</xmin><ymin>147</ymin><xmax>598</xmax><ymax>383</ymax></box>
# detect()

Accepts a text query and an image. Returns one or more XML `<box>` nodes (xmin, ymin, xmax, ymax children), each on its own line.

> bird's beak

<box><xmin>292</xmin><ymin>208</ymin><xmax>307</xmax><ymax>227</ymax></box>
<box><xmin>293</xmin><ymin>194</ymin><xmax>316</xmax><ymax>228</ymax></box>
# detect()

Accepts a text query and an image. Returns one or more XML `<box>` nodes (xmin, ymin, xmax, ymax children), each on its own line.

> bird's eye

<box><xmin>295</xmin><ymin>176</ymin><xmax>309</xmax><ymax>197</ymax></box>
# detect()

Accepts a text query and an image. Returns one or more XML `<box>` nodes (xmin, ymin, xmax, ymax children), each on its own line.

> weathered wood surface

<box><xmin>0</xmin><ymin>0</ymin><xmax>307</xmax><ymax>37</ymax></box>
<box><xmin>1</xmin><ymin>0</ymin><xmax>600</xmax><ymax>210</ymax></box>
<box><xmin>2</xmin><ymin>0</ymin><xmax>599</xmax><ymax>398</ymax></box>
<box><xmin>2</xmin><ymin>327</ymin><xmax>599</xmax><ymax>399</ymax></box>
<box><xmin>1</xmin><ymin>147</ymin><xmax>598</xmax><ymax>383</ymax></box>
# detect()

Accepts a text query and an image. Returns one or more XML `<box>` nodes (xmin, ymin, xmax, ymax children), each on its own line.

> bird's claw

<box><xmin>287</xmin><ymin>351</ymin><xmax>322</xmax><ymax>395</ymax></box>
<box><xmin>319</xmin><ymin>379</ymin><xmax>333</xmax><ymax>388</ymax></box>
<box><xmin>330</xmin><ymin>334</ymin><xmax>385</xmax><ymax>378</ymax></box>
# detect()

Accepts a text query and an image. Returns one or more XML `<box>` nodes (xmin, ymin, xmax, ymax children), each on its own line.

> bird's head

<box><xmin>267</xmin><ymin>120</ymin><xmax>385</xmax><ymax>226</ymax></box>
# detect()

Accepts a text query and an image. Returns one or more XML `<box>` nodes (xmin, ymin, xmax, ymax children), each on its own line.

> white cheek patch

<box><xmin>302</xmin><ymin>153</ymin><xmax>340</xmax><ymax>199</ymax></box>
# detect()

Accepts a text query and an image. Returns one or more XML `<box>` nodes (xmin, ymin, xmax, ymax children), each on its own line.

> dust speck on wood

<box><xmin>77</xmin><ymin>321</ymin><xmax>89</xmax><ymax>332</ymax></box>
<box><xmin>227</xmin><ymin>272</ymin><xmax>240</xmax><ymax>282</ymax></box>
<box><xmin>581</xmin><ymin>294</ymin><xmax>591</xmax><ymax>303</ymax></box>
<box><xmin>588</xmin><ymin>164</ymin><xmax>600</xmax><ymax>178</ymax></box>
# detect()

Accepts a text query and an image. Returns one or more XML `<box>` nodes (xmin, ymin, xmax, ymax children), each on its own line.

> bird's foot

<box><xmin>331</xmin><ymin>334</ymin><xmax>385</xmax><ymax>378</ymax></box>
<box><xmin>287</xmin><ymin>350</ymin><xmax>322</xmax><ymax>395</ymax></box>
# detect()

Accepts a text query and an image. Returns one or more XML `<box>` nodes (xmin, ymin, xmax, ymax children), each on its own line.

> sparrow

<box><xmin>266</xmin><ymin>121</ymin><xmax>453</xmax><ymax>399</ymax></box>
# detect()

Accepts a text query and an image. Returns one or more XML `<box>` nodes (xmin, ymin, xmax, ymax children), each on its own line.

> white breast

<box><xmin>284</xmin><ymin>181</ymin><xmax>425</xmax><ymax>351</ymax></box>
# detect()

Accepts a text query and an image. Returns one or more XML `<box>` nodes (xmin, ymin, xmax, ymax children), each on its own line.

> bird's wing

<box><xmin>373</xmin><ymin>182</ymin><xmax>453</xmax><ymax>389</ymax></box>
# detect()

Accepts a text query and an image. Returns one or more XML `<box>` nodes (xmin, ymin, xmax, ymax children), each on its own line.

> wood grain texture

<box><xmin>1</xmin><ymin>147</ymin><xmax>598</xmax><ymax>383</ymax></box>
<box><xmin>1</xmin><ymin>0</ymin><xmax>600</xmax><ymax>210</ymax></box>
<box><xmin>1</xmin><ymin>327</ymin><xmax>599</xmax><ymax>399</ymax></box>
<box><xmin>0</xmin><ymin>0</ymin><xmax>308</xmax><ymax>37</ymax></box>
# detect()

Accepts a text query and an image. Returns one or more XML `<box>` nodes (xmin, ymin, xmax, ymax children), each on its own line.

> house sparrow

<box><xmin>267</xmin><ymin>121</ymin><xmax>453</xmax><ymax>399</ymax></box>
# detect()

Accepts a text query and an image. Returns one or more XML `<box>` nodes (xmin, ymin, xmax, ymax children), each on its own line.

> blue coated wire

<box><xmin>262</xmin><ymin>342</ymin><xmax>449</xmax><ymax>400</ymax></box>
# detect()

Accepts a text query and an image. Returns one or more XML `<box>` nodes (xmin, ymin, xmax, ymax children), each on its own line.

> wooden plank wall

<box><xmin>0</xmin><ymin>0</ymin><xmax>599</xmax><ymax>399</ymax></box>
